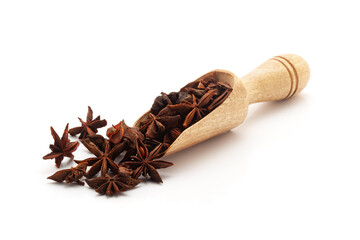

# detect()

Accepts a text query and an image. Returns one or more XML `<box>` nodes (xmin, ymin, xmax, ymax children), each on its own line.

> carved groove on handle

<box><xmin>271</xmin><ymin>56</ymin><xmax>299</xmax><ymax>99</ymax></box>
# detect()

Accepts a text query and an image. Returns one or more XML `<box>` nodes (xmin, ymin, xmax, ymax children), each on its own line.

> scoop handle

<box><xmin>240</xmin><ymin>54</ymin><xmax>310</xmax><ymax>104</ymax></box>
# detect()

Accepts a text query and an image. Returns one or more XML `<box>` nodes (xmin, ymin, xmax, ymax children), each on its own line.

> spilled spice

<box><xmin>43</xmin><ymin>73</ymin><xmax>232</xmax><ymax>196</ymax></box>
<box><xmin>43</xmin><ymin>124</ymin><xmax>79</xmax><ymax>168</ymax></box>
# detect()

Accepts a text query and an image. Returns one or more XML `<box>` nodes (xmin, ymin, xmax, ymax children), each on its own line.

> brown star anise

<box><xmin>47</xmin><ymin>162</ymin><xmax>88</xmax><ymax>185</ymax></box>
<box><xmin>169</xmin><ymin>89</ymin><xmax>217</xmax><ymax>128</ymax></box>
<box><xmin>43</xmin><ymin>123</ymin><xmax>80</xmax><ymax>168</ymax></box>
<box><xmin>122</xmin><ymin>139</ymin><xmax>173</xmax><ymax>183</ymax></box>
<box><xmin>139</xmin><ymin>108</ymin><xmax>181</xmax><ymax>139</ymax></box>
<box><xmin>181</xmin><ymin>87</ymin><xmax>206</xmax><ymax>98</ymax></box>
<box><xmin>163</xmin><ymin>128</ymin><xmax>182</xmax><ymax>146</ymax></box>
<box><xmin>69</xmin><ymin>106</ymin><xmax>107</xmax><ymax>139</ymax></box>
<box><xmin>151</xmin><ymin>92</ymin><xmax>178</xmax><ymax>115</ymax></box>
<box><xmin>106</xmin><ymin>120</ymin><xmax>144</xmax><ymax>147</ymax></box>
<box><xmin>206</xmin><ymin>81</ymin><xmax>233</xmax><ymax>110</ymax></box>
<box><xmin>86</xmin><ymin>172</ymin><xmax>141</xmax><ymax>196</ymax></box>
<box><xmin>180</xmin><ymin>72</ymin><xmax>216</xmax><ymax>91</ymax></box>
<box><xmin>151</xmin><ymin>92</ymin><xmax>191</xmax><ymax>115</ymax></box>
<box><xmin>143</xmin><ymin>138</ymin><xmax>165</xmax><ymax>152</ymax></box>
<box><xmin>75</xmin><ymin>138</ymin><xmax>126</xmax><ymax>178</ymax></box>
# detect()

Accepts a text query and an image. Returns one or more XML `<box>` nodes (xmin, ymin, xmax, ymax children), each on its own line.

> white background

<box><xmin>1</xmin><ymin>1</ymin><xmax>359</xmax><ymax>239</ymax></box>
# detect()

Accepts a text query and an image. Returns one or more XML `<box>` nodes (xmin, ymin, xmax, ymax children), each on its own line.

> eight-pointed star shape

<box><xmin>69</xmin><ymin>106</ymin><xmax>107</xmax><ymax>139</ymax></box>
<box><xmin>43</xmin><ymin>123</ymin><xmax>80</xmax><ymax>168</ymax></box>
<box><xmin>122</xmin><ymin>139</ymin><xmax>173</xmax><ymax>183</ymax></box>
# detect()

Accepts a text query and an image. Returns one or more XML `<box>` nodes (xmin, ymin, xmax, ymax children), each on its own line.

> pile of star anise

<box><xmin>44</xmin><ymin>73</ymin><xmax>232</xmax><ymax>196</ymax></box>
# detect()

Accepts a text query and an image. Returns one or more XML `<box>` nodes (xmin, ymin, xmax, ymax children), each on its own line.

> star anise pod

<box><xmin>69</xmin><ymin>106</ymin><xmax>107</xmax><ymax>139</ymax></box>
<box><xmin>122</xmin><ymin>139</ymin><xmax>173</xmax><ymax>183</ymax></box>
<box><xmin>163</xmin><ymin>128</ymin><xmax>182</xmax><ymax>146</ymax></box>
<box><xmin>47</xmin><ymin>162</ymin><xmax>88</xmax><ymax>185</ymax></box>
<box><xmin>119</xmin><ymin>148</ymin><xmax>136</xmax><ymax>163</ymax></box>
<box><xmin>86</xmin><ymin>134</ymin><xmax>108</xmax><ymax>151</ymax></box>
<box><xmin>151</xmin><ymin>92</ymin><xmax>192</xmax><ymax>115</ymax></box>
<box><xmin>169</xmin><ymin>89</ymin><xmax>217</xmax><ymax>128</ymax></box>
<box><xmin>106</xmin><ymin>120</ymin><xmax>144</xmax><ymax>147</ymax></box>
<box><xmin>181</xmin><ymin>87</ymin><xmax>206</xmax><ymax>98</ymax></box>
<box><xmin>139</xmin><ymin>108</ymin><xmax>181</xmax><ymax>139</ymax></box>
<box><xmin>143</xmin><ymin>138</ymin><xmax>165</xmax><ymax>152</ymax></box>
<box><xmin>75</xmin><ymin>138</ymin><xmax>126</xmax><ymax>178</ymax></box>
<box><xmin>206</xmin><ymin>81</ymin><xmax>232</xmax><ymax>92</ymax></box>
<box><xmin>205</xmin><ymin>81</ymin><xmax>233</xmax><ymax>110</ymax></box>
<box><xmin>43</xmin><ymin>123</ymin><xmax>80</xmax><ymax>168</ymax></box>
<box><xmin>151</xmin><ymin>92</ymin><xmax>178</xmax><ymax>115</ymax></box>
<box><xmin>180</xmin><ymin>72</ymin><xmax>216</xmax><ymax>91</ymax></box>
<box><xmin>86</xmin><ymin>172</ymin><xmax>141</xmax><ymax>196</ymax></box>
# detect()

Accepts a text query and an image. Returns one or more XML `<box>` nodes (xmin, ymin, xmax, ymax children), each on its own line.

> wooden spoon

<box><xmin>134</xmin><ymin>54</ymin><xmax>310</xmax><ymax>156</ymax></box>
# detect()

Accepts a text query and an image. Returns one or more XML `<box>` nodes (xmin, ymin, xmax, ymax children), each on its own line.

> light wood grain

<box><xmin>134</xmin><ymin>54</ymin><xmax>310</xmax><ymax>156</ymax></box>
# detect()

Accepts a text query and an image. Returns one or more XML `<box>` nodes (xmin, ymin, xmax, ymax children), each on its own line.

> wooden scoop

<box><xmin>134</xmin><ymin>54</ymin><xmax>310</xmax><ymax>156</ymax></box>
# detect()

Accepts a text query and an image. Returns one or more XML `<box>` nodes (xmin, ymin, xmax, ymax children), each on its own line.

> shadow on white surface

<box><xmin>163</xmin><ymin>93</ymin><xmax>310</xmax><ymax>177</ymax></box>
<box><xmin>245</xmin><ymin>93</ymin><xmax>310</xmax><ymax>126</ymax></box>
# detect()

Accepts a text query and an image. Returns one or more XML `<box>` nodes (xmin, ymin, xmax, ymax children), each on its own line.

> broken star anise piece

<box><xmin>106</xmin><ymin>120</ymin><xmax>144</xmax><ymax>147</ymax></box>
<box><xmin>86</xmin><ymin>172</ymin><xmax>141</xmax><ymax>196</ymax></box>
<box><xmin>47</xmin><ymin>162</ymin><xmax>88</xmax><ymax>185</ymax></box>
<box><xmin>43</xmin><ymin>123</ymin><xmax>80</xmax><ymax>168</ymax></box>
<box><xmin>75</xmin><ymin>138</ymin><xmax>126</xmax><ymax>178</ymax></box>
<box><xmin>122</xmin><ymin>139</ymin><xmax>173</xmax><ymax>183</ymax></box>
<box><xmin>69</xmin><ymin>106</ymin><xmax>107</xmax><ymax>139</ymax></box>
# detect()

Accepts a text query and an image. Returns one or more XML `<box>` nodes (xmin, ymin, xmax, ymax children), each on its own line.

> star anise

<box><xmin>86</xmin><ymin>134</ymin><xmax>108</xmax><ymax>151</ymax></box>
<box><xmin>169</xmin><ymin>89</ymin><xmax>217</xmax><ymax>128</ymax></box>
<box><xmin>163</xmin><ymin>128</ymin><xmax>182</xmax><ymax>146</ymax></box>
<box><xmin>43</xmin><ymin>123</ymin><xmax>80</xmax><ymax>168</ymax></box>
<box><xmin>206</xmin><ymin>81</ymin><xmax>233</xmax><ymax>110</ymax></box>
<box><xmin>143</xmin><ymin>138</ymin><xmax>165</xmax><ymax>152</ymax></box>
<box><xmin>206</xmin><ymin>81</ymin><xmax>232</xmax><ymax>92</ymax></box>
<box><xmin>119</xmin><ymin>148</ymin><xmax>136</xmax><ymax>163</ymax></box>
<box><xmin>106</xmin><ymin>120</ymin><xmax>144</xmax><ymax>147</ymax></box>
<box><xmin>122</xmin><ymin>139</ymin><xmax>173</xmax><ymax>183</ymax></box>
<box><xmin>69</xmin><ymin>106</ymin><xmax>107</xmax><ymax>139</ymax></box>
<box><xmin>86</xmin><ymin>172</ymin><xmax>141</xmax><ymax>196</ymax></box>
<box><xmin>139</xmin><ymin>108</ymin><xmax>181</xmax><ymax>139</ymax></box>
<box><xmin>181</xmin><ymin>87</ymin><xmax>206</xmax><ymax>98</ymax></box>
<box><xmin>151</xmin><ymin>92</ymin><xmax>191</xmax><ymax>115</ymax></box>
<box><xmin>47</xmin><ymin>162</ymin><xmax>88</xmax><ymax>185</ymax></box>
<box><xmin>75</xmin><ymin>138</ymin><xmax>126</xmax><ymax>178</ymax></box>
<box><xmin>151</xmin><ymin>92</ymin><xmax>178</xmax><ymax>115</ymax></box>
<box><xmin>180</xmin><ymin>72</ymin><xmax>216</xmax><ymax>91</ymax></box>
